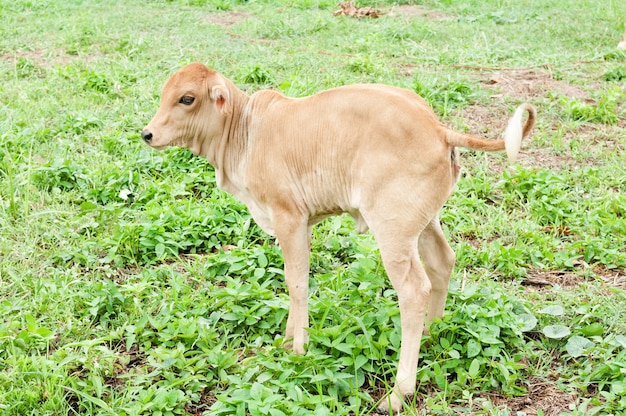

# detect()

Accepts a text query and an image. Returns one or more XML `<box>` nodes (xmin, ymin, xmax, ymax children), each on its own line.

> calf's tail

<box><xmin>445</xmin><ymin>103</ymin><xmax>536</xmax><ymax>163</ymax></box>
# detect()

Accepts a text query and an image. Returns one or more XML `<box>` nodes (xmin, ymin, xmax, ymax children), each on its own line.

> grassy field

<box><xmin>1</xmin><ymin>0</ymin><xmax>626</xmax><ymax>414</ymax></box>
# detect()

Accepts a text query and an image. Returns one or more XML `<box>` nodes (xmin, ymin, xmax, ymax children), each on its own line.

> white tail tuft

<box><xmin>504</xmin><ymin>104</ymin><xmax>527</xmax><ymax>164</ymax></box>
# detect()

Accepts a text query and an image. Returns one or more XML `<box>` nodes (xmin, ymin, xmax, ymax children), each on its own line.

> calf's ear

<box><xmin>210</xmin><ymin>84</ymin><xmax>231</xmax><ymax>116</ymax></box>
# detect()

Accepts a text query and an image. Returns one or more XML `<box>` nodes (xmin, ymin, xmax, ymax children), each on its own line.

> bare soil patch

<box><xmin>204</xmin><ymin>11</ymin><xmax>250</xmax><ymax>27</ymax></box>
<box><xmin>368</xmin><ymin>376</ymin><xmax>580</xmax><ymax>415</ymax></box>
<box><xmin>522</xmin><ymin>267</ymin><xmax>626</xmax><ymax>295</ymax></box>
<box><xmin>483</xmin><ymin>377</ymin><xmax>579</xmax><ymax>416</ymax></box>
<box><xmin>522</xmin><ymin>269</ymin><xmax>588</xmax><ymax>291</ymax></box>
<box><xmin>593</xmin><ymin>266</ymin><xmax>626</xmax><ymax>291</ymax></box>
<box><xmin>185</xmin><ymin>391</ymin><xmax>217</xmax><ymax>416</ymax></box>
<box><xmin>1</xmin><ymin>48</ymin><xmax>95</xmax><ymax>68</ymax></box>
<box><xmin>481</xmin><ymin>69</ymin><xmax>589</xmax><ymax>102</ymax></box>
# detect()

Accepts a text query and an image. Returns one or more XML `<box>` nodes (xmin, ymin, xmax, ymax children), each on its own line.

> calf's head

<box><xmin>142</xmin><ymin>63</ymin><xmax>231</xmax><ymax>154</ymax></box>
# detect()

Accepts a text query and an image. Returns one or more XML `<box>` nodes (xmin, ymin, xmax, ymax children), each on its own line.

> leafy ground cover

<box><xmin>1</xmin><ymin>0</ymin><xmax>625</xmax><ymax>415</ymax></box>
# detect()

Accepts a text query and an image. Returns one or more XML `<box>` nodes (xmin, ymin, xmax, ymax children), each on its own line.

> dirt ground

<box><xmin>365</xmin><ymin>374</ymin><xmax>584</xmax><ymax>415</ymax></box>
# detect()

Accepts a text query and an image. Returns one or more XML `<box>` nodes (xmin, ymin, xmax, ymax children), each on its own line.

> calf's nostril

<box><xmin>141</xmin><ymin>130</ymin><xmax>153</xmax><ymax>143</ymax></box>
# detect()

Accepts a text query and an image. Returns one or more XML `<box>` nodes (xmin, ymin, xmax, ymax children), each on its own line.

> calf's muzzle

<box><xmin>141</xmin><ymin>130</ymin><xmax>153</xmax><ymax>143</ymax></box>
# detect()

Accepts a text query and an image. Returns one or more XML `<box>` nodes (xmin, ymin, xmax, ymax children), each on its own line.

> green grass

<box><xmin>1</xmin><ymin>0</ymin><xmax>626</xmax><ymax>415</ymax></box>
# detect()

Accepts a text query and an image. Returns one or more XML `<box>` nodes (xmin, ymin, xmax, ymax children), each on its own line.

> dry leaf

<box><xmin>333</xmin><ymin>1</ymin><xmax>384</xmax><ymax>18</ymax></box>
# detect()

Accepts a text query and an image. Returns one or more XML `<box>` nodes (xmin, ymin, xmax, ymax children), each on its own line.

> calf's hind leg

<box><xmin>418</xmin><ymin>216</ymin><xmax>455</xmax><ymax>331</ymax></box>
<box><xmin>368</xmin><ymin>221</ymin><xmax>431</xmax><ymax>413</ymax></box>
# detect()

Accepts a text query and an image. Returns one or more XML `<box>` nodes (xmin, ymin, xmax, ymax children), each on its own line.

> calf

<box><xmin>142</xmin><ymin>63</ymin><xmax>536</xmax><ymax>413</ymax></box>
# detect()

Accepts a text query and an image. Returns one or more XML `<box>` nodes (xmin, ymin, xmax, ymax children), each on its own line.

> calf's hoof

<box><xmin>376</xmin><ymin>392</ymin><xmax>405</xmax><ymax>415</ymax></box>
<box><xmin>282</xmin><ymin>338</ymin><xmax>305</xmax><ymax>355</ymax></box>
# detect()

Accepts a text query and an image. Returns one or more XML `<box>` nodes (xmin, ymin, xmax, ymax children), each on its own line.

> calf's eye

<box><xmin>179</xmin><ymin>96</ymin><xmax>195</xmax><ymax>105</ymax></box>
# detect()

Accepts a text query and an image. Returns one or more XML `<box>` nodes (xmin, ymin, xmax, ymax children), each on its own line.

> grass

<box><xmin>1</xmin><ymin>0</ymin><xmax>625</xmax><ymax>414</ymax></box>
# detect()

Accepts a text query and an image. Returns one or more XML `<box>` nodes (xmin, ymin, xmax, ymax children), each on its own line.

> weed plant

<box><xmin>1</xmin><ymin>0</ymin><xmax>625</xmax><ymax>415</ymax></box>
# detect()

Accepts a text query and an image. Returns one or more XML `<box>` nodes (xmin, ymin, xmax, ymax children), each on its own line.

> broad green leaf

<box><xmin>256</xmin><ymin>372</ymin><xmax>272</xmax><ymax>384</ymax></box>
<box><xmin>354</xmin><ymin>354</ymin><xmax>368</xmax><ymax>369</ymax></box>
<box><xmin>228</xmin><ymin>261</ymin><xmax>247</xmax><ymax>273</ymax></box>
<box><xmin>36</xmin><ymin>327</ymin><xmax>53</xmax><ymax>337</ymax></box>
<box><xmin>250</xmin><ymin>382</ymin><xmax>263</xmax><ymax>401</ymax></box>
<box><xmin>539</xmin><ymin>305</ymin><xmax>564</xmax><ymax>316</ymax></box>
<box><xmin>467</xmin><ymin>339</ymin><xmax>482</xmax><ymax>358</ymax></box>
<box><xmin>542</xmin><ymin>325</ymin><xmax>571</xmax><ymax>339</ymax></box>
<box><xmin>468</xmin><ymin>358</ymin><xmax>481</xmax><ymax>378</ymax></box>
<box><xmin>440</xmin><ymin>337</ymin><xmax>450</xmax><ymax>349</ymax></box>
<box><xmin>580</xmin><ymin>323</ymin><xmax>604</xmax><ymax>337</ymax></box>
<box><xmin>155</xmin><ymin>243</ymin><xmax>165</xmax><ymax>258</ymax></box>
<box><xmin>222</xmin><ymin>312</ymin><xmax>243</xmax><ymax>321</ymax></box>
<box><xmin>257</xmin><ymin>252</ymin><xmax>268</xmax><ymax>268</ymax></box>
<box><xmin>610</xmin><ymin>380</ymin><xmax>626</xmax><ymax>395</ymax></box>
<box><xmin>496</xmin><ymin>362</ymin><xmax>510</xmax><ymax>381</ymax></box>
<box><xmin>565</xmin><ymin>335</ymin><xmax>594</xmax><ymax>357</ymax></box>
<box><xmin>478</xmin><ymin>327</ymin><xmax>502</xmax><ymax>345</ymax></box>
<box><xmin>517</xmin><ymin>313</ymin><xmax>538</xmax><ymax>332</ymax></box>
<box><xmin>80</xmin><ymin>201</ymin><xmax>97</xmax><ymax>211</ymax></box>
<box><xmin>614</xmin><ymin>335</ymin><xmax>626</xmax><ymax>349</ymax></box>
<box><xmin>286</xmin><ymin>384</ymin><xmax>303</xmax><ymax>402</ymax></box>
<box><xmin>23</xmin><ymin>314</ymin><xmax>37</xmax><ymax>331</ymax></box>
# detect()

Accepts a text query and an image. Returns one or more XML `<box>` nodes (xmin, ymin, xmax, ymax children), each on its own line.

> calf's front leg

<box><xmin>274</xmin><ymin>213</ymin><xmax>311</xmax><ymax>354</ymax></box>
